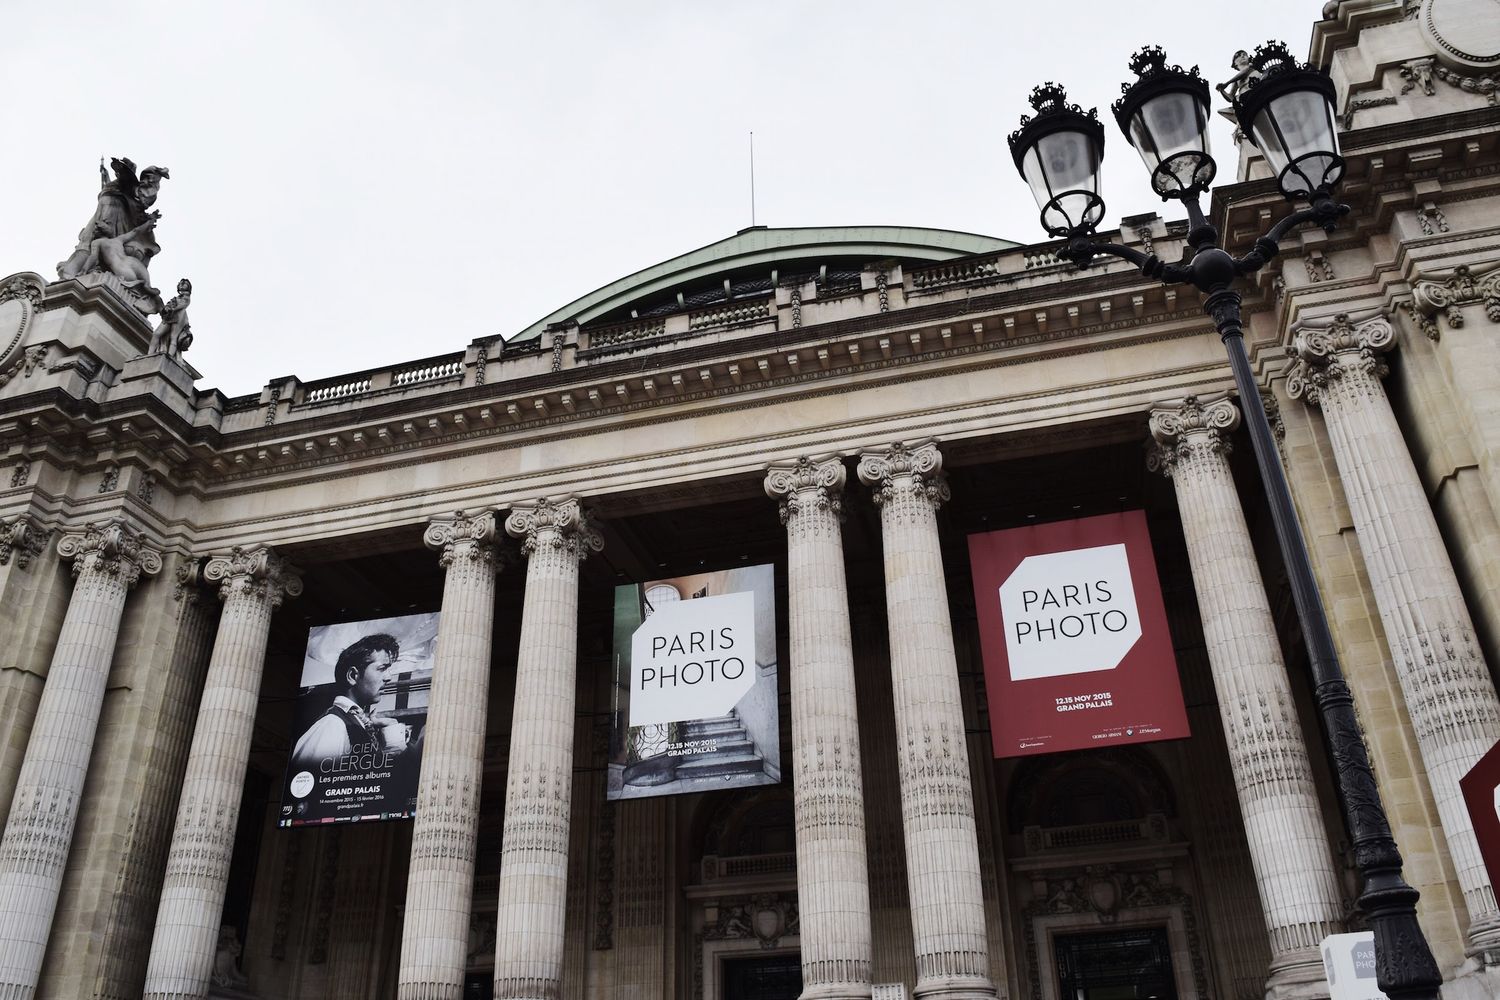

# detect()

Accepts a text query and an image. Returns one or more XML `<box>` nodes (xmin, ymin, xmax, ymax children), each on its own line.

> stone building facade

<box><xmin>2</xmin><ymin>3</ymin><xmax>1500</xmax><ymax>998</ymax></box>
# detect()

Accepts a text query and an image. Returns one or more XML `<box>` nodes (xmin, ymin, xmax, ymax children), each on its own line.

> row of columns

<box><xmin>0</xmin><ymin>308</ymin><xmax>1498</xmax><ymax>997</ymax></box>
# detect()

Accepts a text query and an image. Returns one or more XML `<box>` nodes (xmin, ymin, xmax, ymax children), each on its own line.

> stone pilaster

<box><xmin>765</xmin><ymin>457</ymin><xmax>873</xmax><ymax>1000</ymax></box>
<box><xmin>1290</xmin><ymin>313</ymin><xmax>1500</xmax><ymax>954</ymax></box>
<box><xmin>0</xmin><ymin>520</ymin><xmax>161</xmax><ymax>1000</ymax></box>
<box><xmin>855</xmin><ymin>442</ymin><xmax>994</xmax><ymax>1000</ymax></box>
<box><xmin>400</xmin><ymin>511</ymin><xmax>502</xmax><ymax>1000</ymax></box>
<box><xmin>1149</xmin><ymin>395</ymin><xmax>1345</xmax><ymax>994</ymax></box>
<box><xmin>143</xmin><ymin>545</ymin><xmax>302</xmax><ymax>999</ymax></box>
<box><xmin>492</xmin><ymin>498</ymin><xmax>602</xmax><ymax>999</ymax></box>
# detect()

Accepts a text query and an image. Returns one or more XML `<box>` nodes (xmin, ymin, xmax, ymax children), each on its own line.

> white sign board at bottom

<box><xmin>1321</xmin><ymin>931</ymin><xmax>1387</xmax><ymax>1000</ymax></box>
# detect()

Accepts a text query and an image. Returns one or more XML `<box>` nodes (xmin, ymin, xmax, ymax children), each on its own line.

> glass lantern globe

<box><xmin>1112</xmin><ymin>47</ymin><xmax>1216</xmax><ymax>199</ymax></box>
<box><xmin>1008</xmin><ymin>83</ymin><xmax>1107</xmax><ymax>238</ymax></box>
<box><xmin>1230</xmin><ymin>42</ymin><xmax>1343</xmax><ymax>200</ymax></box>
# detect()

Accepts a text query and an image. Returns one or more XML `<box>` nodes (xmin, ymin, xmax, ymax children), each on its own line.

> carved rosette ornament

<box><xmin>1147</xmin><ymin>396</ymin><xmax>1346</xmax><ymax>972</ymax></box>
<box><xmin>764</xmin><ymin>457</ymin><xmax>873</xmax><ymax>996</ymax></box>
<box><xmin>0</xmin><ymin>514</ymin><xmax>52</xmax><ymax>570</ymax></box>
<box><xmin>145</xmin><ymin>543</ymin><xmax>301</xmax><ymax>998</ymax></box>
<box><xmin>400</xmin><ymin>510</ymin><xmax>504</xmax><ymax>998</ymax></box>
<box><xmin>1287</xmin><ymin>310</ymin><xmax>1500</xmax><ymax>950</ymax></box>
<box><xmin>0</xmin><ymin>518</ymin><xmax>161</xmax><ymax>995</ymax></box>
<box><xmin>492</xmin><ymin>498</ymin><xmax>602</xmax><ymax>998</ymax></box>
<box><xmin>1146</xmin><ymin>394</ymin><xmax>1238</xmax><ymax>477</ymax></box>
<box><xmin>855</xmin><ymin>441</ymin><xmax>995</xmax><ymax>998</ymax></box>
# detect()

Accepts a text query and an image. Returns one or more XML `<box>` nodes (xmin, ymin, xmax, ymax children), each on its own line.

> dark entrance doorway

<box><xmin>723</xmin><ymin>954</ymin><xmax>803</xmax><ymax>1000</ymax></box>
<box><xmin>1054</xmin><ymin>927</ymin><xmax>1178</xmax><ymax>1000</ymax></box>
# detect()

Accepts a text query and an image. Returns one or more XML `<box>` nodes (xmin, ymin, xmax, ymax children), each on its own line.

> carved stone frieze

<box><xmin>1286</xmin><ymin>313</ymin><xmax>1396</xmax><ymax>407</ymax></box>
<box><xmin>703</xmin><ymin>892</ymin><xmax>801</xmax><ymax>949</ymax></box>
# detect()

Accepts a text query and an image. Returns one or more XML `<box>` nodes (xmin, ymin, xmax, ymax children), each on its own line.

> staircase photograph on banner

<box><xmin>606</xmin><ymin>563</ymin><xmax>782</xmax><ymax>800</ymax></box>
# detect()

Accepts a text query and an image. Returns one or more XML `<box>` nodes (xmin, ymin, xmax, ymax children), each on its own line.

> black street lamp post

<box><xmin>1008</xmin><ymin>42</ymin><xmax>1443</xmax><ymax>999</ymax></box>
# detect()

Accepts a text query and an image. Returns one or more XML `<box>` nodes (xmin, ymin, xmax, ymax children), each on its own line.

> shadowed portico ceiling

<box><xmin>509</xmin><ymin>225</ymin><xmax>1015</xmax><ymax>344</ymax></box>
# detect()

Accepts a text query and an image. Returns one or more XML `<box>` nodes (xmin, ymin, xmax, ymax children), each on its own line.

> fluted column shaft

<box><xmin>1150</xmin><ymin>396</ymin><xmax>1344</xmax><ymax>984</ymax></box>
<box><xmin>1291</xmin><ymin>313</ymin><xmax>1500</xmax><ymax>950</ymax></box>
<box><xmin>766</xmin><ymin>458</ymin><xmax>873</xmax><ymax>1000</ymax></box>
<box><xmin>492</xmin><ymin>499</ymin><xmax>601</xmax><ymax>999</ymax></box>
<box><xmin>0</xmin><ymin>521</ymin><xmax>161</xmax><ymax>1000</ymax></box>
<box><xmin>144</xmin><ymin>545</ymin><xmax>302</xmax><ymax>999</ymax></box>
<box><xmin>857</xmin><ymin>442</ymin><xmax>994</xmax><ymax>1000</ymax></box>
<box><xmin>400</xmin><ymin>512</ymin><xmax>502</xmax><ymax>1000</ymax></box>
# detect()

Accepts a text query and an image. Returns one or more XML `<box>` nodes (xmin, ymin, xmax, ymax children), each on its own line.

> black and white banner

<box><xmin>279</xmin><ymin>612</ymin><xmax>439</xmax><ymax>827</ymax></box>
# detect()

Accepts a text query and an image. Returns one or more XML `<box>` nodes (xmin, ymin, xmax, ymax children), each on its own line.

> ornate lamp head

<box><xmin>1112</xmin><ymin>46</ymin><xmax>1216</xmax><ymax>200</ymax></box>
<box><xmin>1008</xmin><ymin>83</ymin><xmax>1108</xmax><ymax>238</ymax></box>
<box><xmin>1230</xmin><ymin>41</ymin><xmax>1343</xmax><ymax>201</ymax></box>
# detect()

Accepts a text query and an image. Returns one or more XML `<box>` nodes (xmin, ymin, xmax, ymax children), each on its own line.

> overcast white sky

<box><xmin>2</xmin><ymin>2</ymin><xmax>1318</xmax><ymax>398</ymax></box>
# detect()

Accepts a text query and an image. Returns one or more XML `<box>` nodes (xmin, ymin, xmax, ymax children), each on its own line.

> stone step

<box><xmin>680</xmin><ymin>721</ymin><xmax>744</xmax><ymax>738</ymax></box>
<box><xmin>674</xmin><ymin>752</ymin><xmax>766</xmax><ymax>779</ymax></box>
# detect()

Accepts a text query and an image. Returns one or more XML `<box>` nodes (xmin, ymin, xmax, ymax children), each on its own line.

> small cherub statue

<box><xmin>1217</xmin><ymin>50</ymin><xmax>1264</xmax><ymax>103</ymax></box>
<box><xmin>151</xmin><ymin>278</ymin><xmax>193</xmax><ymax>358</ymax></box>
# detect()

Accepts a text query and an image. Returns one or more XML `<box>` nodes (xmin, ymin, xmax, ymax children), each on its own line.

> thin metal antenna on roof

<box><xmin>749</xmin><ymin>131</ymin><xmax>757</xmax><ymax>227</ymax></box>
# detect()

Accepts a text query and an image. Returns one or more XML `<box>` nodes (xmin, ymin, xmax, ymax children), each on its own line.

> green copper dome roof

<box><xmin>510</xmin><ymin>225</ymin><xmax>1014</xmax><ymax>343</ymax></box>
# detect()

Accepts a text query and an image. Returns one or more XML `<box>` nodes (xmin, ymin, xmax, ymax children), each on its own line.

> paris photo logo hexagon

<box><xmin>997</xmin><ymin>542</ymin><xmax>1142</xmax><ymax>681</ymax></box>
<box><xmin>629</xmin><ymin>590</ymin><xmax>757</xmax><ymax>727</ymax></box>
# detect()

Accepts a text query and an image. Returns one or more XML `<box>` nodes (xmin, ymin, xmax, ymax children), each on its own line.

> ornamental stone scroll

<box><xmin>1412</xmin><ymin>261</ymin><xmax>1500</xmax><ymax>340</ymax></box>
<box><xmin>504</xmin><ymin>496</ymin><xmax>604</xmax><ymax>560</ymax></box>
<box><xmin>856</xmin><ymin>439</ymin><xmax>951</xmax><ymax>513</ymax></box>
<box><xmin>1146</xmin><ymin>393</ymin><xmax>1239</xmax><ymax>476</ymax></box>
<box><xmin>1286</xmin><ymin>311</ymin><xmax>1396</xmax><ymax>407</ymax></box>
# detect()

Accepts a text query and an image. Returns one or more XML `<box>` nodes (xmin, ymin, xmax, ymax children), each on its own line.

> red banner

<box><xmin>968</xmin><ymin>510</ymin><xmax>1189</xmax><ymax>759</ymax></box>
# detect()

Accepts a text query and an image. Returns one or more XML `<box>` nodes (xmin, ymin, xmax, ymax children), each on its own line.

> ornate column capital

<box><xmin>764</xmin><ymin>456</ymin><xmax>845</xmax><ymax>525</ymax></box>
<box><xmin>1287</xmin><ymin>312</ymin><xmax>1396</xmax><ymax>406</ymax></box>
<box><xmin>56</xmin><ymin>519</ymin><xmax>163</xmax><ymax>588</ymax></box>
<box><xmin>424</xmin><ymin>510</ymin><xmax>501</xmax><ymax>569</ymax></box>
<box><xmin>504</xmin><ymin>497</ymin><xmax>603</xmax><ymax>561</ymax></box>
<box><xmin>1147</xmin><ymin>394</ymin><xmax>1240</xmax><ymax>477</ymax></box>
<box><xmin>1413</xmin><ymin>261</ymin><xmax>1500</xmax><ymax>339</ymax></box>
<box><xmin>203</xmin><ymin>544</ymin><xmax>303</xmax><ymax>608</ymax></box>
<box><xmin>0</xmin><ymin>514</ymin><xmax>52</xmax><ymax>570</ymax></box>
<box><xmin>856</xmin><ymin>439</ymin><xmax>950</xmax><ymax>510</ymax></box>
<box><xmin>170</xmin><ymin>553</ymin><xmax>205</xmax><ymax>604</ymax></box>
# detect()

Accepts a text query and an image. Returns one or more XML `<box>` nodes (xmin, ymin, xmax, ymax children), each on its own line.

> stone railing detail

<box><xmin>393</xmin><ymin>355</ymin><xmax>464</xmax><ymax>387</ymax></box>
<box><xmin>908</xmin><ymin>256</ymin><xmax>1003</xmax><ymax>292</ymax></box>
<box><xmin>587</xmin><ymin>317</ymin><xmax>667</xmax><ymax>349</ymax></box>
<box><xmin>304</xmin><ymin>376</ymin><xmax>372</xmax><ymax>403</ymax></box>
<box><xmin>688</xmin><ymin>298</ymin><xmax>773</xmax><ymax>331</ymax></box>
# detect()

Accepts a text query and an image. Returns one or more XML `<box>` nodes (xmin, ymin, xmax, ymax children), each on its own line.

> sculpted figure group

<box><xmin>56</xmin><ymin>156</ymin><xmax>195</xmax><ymax>358</ymax></box>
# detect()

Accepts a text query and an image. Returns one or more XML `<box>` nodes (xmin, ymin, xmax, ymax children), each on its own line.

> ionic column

<box><xmin>0</xmin><ymin>520</ymin><xmax>161</xmax><ymax>999</ymax></box>
<box><xmin>400</xmin><ymin>511</ymin><xmax>502</xmax><ymax>1000</ymax></box>
<box><xmin>765</xmin><ymin>458</ymin><xmax>873</xmax><ymax>1000</ymax></box>
<box><xmin>1148</xmin><ymin>395</ymin><xmax>1345</xmax><ymax>991</ymax></box>
<box><xmin>1289</xmin><ymin>313</ymin><xmax>1500</xmax><ymax>952</ymax></box>
<box><xmin>856</xmin><ymin>442</ymin><xmax>994</xmax><ymax>1000</ymax></box>
<box><xmin>492</xmin><ymin>499</ymin><xmax>601</xmax><ymax>999</ymax></box>
<box><xmin>143</xmin><ymin>545</ymin><xmax>302</xmax><ymax>999</ymax></box>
